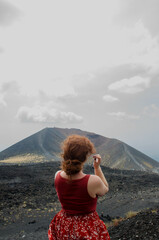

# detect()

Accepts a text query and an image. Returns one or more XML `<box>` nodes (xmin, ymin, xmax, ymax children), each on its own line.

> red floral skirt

<box><xmin>48</xmin><ymin>210</ymin><xmax>110</xmax><ymax>240</ymax></box>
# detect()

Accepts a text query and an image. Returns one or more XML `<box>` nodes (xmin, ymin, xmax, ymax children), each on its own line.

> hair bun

<box><xmin>62</xmin><ymin>159</ymin><xmax>82</xmax><ymax>176</ymax></box>
<box><xmin>65</xmin><ymin>159</ymin><xmax>72</xmax><ymax>165</ymax></box>
<box><xmin>70</xmin><ymin>159</ymin><xmax>81</xmax><ymax>165</ymax></box>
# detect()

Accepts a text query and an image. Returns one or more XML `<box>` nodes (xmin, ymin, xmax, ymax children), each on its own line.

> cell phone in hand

<box><xmin>93</xmin><ymin>155</ymin><xmax>98</xmax><ymax>163</ymax></box>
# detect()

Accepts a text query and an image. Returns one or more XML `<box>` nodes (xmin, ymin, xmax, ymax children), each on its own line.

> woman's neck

<box><xmin>61</xmin><ymin>170</ymin><xmax>85</xmax><ymax>180</ymax></box>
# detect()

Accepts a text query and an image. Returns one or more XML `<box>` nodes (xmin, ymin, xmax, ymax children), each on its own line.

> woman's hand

<box><xmin>90</xmin><ymin>153</ymin><xmax>109</xmax><ymax>196</ymax></box>
<box><xmin>93</xmin><ymin>154</ymin><xmax>101</xmax><ymax>169</ymax></box>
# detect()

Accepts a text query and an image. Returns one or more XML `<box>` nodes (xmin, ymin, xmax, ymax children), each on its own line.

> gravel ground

<box><xmin>108</xmin><ymin>208</ymin><xmax>159</xmax><ymax>240</ymax></box>
<box><xmin>0</xmin><ymin>162</ymin><xmax>159</xmax><ymax>239</ymax></box>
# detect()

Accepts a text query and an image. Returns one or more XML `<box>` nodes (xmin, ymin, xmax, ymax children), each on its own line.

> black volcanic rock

<box><xmin>0</xmin><ymin>162</ymin><xmax>159</xmax><ymax>239</ymax></box>
<box><xmin>0</xmin><ymin>127</ymin><xmax>159</xmax><ymax>173</ymax></box>
<box><xmin>108</xmin><ymin>208</ymin><xmax>159</xmax><ymax>240</ymax></box>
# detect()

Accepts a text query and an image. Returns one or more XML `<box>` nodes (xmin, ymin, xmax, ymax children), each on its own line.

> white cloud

<box><xmin>0</xmin><ymin>81</ymin><xmax>19</xmax><ymax>107</ymax></box>
<box><xmin>0</xmin><ymin>47</ymin><xmax>4</xmax><ymax>53</ymax></box>
<box><xmin>0</xmin><ymin>81</ymin><xmax>21</xmax><ymax>107</ymax></box>
<box><xmin>0</xmin><ymin>95</ymin><xmax>7</xmax><ymax>107</ymax></box>
<box><xmin>143</xmin><ymin>104</ymin><xmax>159</xmax><ymax>118</ymax></box>
<box><xmin>0</xmin><ymin>1</ymin><xmax>158</xmax><ymax>98</ymax></box>
<box><xmin>0</xmin><ymin>0</ymin><xmax>20</xmax><ymax>26</ymax></box>
<box><xmin>116</xmin><ymin>0</ymin><xmax>159</xmax><ymax>37</ymax></box>
<box><xmin>108</xmin><ymin>111</ymin><xmax>140</xmax><ymax>120</ymax></box>
<box><xmin>16</xmin><ymin>105</ymin><xmax>83</xmax><ymax>124</ymax></box>
<box><xmin>108</xmin><ymin>76</ymin><xmax>150</xmax><ymax>94</ymax></box>
<box><xmin>87</xmin><ymin>100</ymin><xmax>95</xmax><ymax>104</ymax></box>
<box><xmin>57</xmin><ymin>88</ymin><xmax>77</xmax><ymax>100</ymax></box>
<box><xmin>103</xmin><ymin>94</ymin><xmax>119</xmax><ymax>102</ymax></box>
<box><xmin>1</xmin><ymin>80</ymin><xmax>19</xmax><ymax>93</ymax></box>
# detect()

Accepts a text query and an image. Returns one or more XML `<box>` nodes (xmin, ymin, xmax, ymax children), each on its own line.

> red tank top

<box><xmin>55</xmin><ymin>172</ymin><xmax>98</xmax><ymax>215</ymax></box>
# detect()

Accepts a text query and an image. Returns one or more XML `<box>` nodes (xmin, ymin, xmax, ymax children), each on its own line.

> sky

<box><xmin>0</xmin><ymin>0</ymin><xmax>159</xmax><ymax>161</ymax></box>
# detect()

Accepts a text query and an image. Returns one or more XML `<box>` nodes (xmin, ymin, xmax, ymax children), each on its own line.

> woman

<box><xmin>48</xmin><ymin>135</ymin><xmax>110</xmax><ymax>240</ymax></box>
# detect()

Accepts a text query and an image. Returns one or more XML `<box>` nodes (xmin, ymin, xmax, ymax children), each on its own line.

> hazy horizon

<box><xmin>0</xmin><ymin>0</ymin><xmax>159</xmax><ymax>161</ymax></box>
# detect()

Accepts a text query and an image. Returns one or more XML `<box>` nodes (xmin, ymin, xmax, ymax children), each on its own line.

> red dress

<box><xmin>48</xmin><ymin>172</ymin><xmax>110</xmax><ymax>240</ymax></box>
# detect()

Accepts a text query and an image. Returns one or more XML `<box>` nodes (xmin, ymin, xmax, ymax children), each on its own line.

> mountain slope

<box><xmin>0</xmin><ymin>127</ymin><xmax>159</xmax><ymax>173</ymax></box>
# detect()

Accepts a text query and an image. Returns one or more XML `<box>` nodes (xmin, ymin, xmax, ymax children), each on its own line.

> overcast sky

<box><xmin>0</xmin><ymin>0</ymin><xmax>159</xmax><ymax>161</ymax></box>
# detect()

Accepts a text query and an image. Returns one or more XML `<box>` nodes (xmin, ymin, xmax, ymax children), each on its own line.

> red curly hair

<box><xmin>61</xmin><ymin>135</ymin><xmax>96</xmax><ymax>175</ymax></box>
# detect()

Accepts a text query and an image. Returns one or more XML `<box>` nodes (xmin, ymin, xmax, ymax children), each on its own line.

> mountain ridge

<box><xmin>0</xmin><ymin>127</ymin><xmax>159</xmax><ymax>173</ymax></box>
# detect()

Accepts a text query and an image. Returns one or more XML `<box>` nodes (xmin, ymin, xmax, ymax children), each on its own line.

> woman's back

<box><xmin>55</xmin><ymin>171</ymin><xmax>97</xmax><ymax>215</ymax></box>
<box><xmin>48</xmin><ymin>135</ymin><xmax>110</xmax><ymax>239</ymax></box>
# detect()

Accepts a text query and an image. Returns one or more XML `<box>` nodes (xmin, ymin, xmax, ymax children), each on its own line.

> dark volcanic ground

<box><xmin>0</xmin><ymin>162</ymin><xmax>159</xmax><ymax>240</ymax></box>
<box><xmin>108</xmin><ymin>208</ymin><xmax>159</xmax><ymax>240</ymax></box>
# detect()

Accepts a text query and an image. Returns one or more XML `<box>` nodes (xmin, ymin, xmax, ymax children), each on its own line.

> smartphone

<box><xmin>93</xmin><ymin>155</ymin><xmax>98</xmax><ymax>163</ymax></box>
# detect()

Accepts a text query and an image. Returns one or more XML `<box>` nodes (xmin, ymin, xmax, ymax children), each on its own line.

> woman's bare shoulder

<box><xmin>89</xmin><ymin>174</ymin><xmax>102</xmax><ymax>184</ymax></box>
<box><xmin>54</xmin><ymin>170</ymin><xmax>62</xmax><ymax>179</ymax></box>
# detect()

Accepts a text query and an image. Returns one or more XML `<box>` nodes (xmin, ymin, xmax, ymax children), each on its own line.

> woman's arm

<box><xmin>88</xmin><ymin>155</ymin><xmax>109</xmax><ymax>197</ymax></box>
<box><xmin>93</xmin><ymin>154</ymin><xmax>109</xmax><ymax>189</ymax></box>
